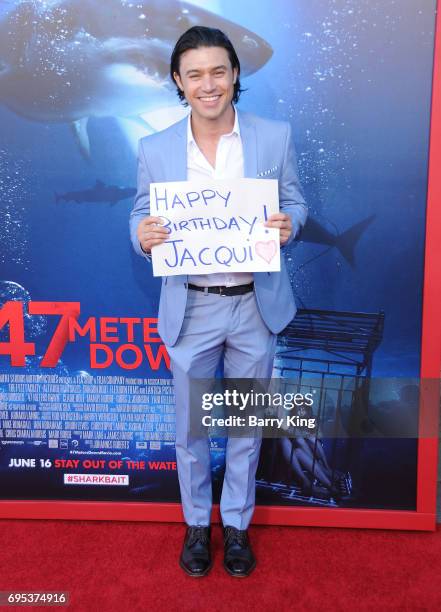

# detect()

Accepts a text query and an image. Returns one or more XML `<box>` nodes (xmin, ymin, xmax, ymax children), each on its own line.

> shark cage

<box><xmin>256</xmin><ymin>308</ymin><xmax>385</xmax><ymax>508</ymax></box>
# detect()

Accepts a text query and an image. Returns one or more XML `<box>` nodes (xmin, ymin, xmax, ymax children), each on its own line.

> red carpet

<box><xmin>1</xmin><ymin>520</ymin><xmax>440</xmax><ymax>611</ymax></box>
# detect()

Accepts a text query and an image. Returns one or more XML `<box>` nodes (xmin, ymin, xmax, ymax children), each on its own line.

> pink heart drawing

<box><xmin>255</xmin><ymin>240</ymin><xmax>277</xmax><ymax>264</ymax></box>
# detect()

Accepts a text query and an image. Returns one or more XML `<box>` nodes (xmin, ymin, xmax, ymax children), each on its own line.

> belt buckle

<box><xmin>219</xmin><ymin>286</ymin><xmax>226</xmax><ymax>297</ymax></box>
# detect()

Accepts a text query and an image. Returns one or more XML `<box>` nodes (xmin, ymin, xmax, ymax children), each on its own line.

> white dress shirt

<box><xmin>187</xmin><ymin>107</ymin><xmax>253</xmax><ymax>288</ymax></box>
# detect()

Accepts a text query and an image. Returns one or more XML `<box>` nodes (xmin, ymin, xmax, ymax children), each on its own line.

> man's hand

<box><xmin>137</xmin><ymin>216</ymin><xmax>169</xmax><ymax>254</ymax></box>
<box><xmin>264</xmin><ymin>213</ymin><xmax>293</xmax><ymax>246</ymax></box>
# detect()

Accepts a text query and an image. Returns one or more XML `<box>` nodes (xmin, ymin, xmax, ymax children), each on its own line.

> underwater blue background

<box><xmin>0</xmin><ymin>0</ymin><xmax>437</xmax><ymax>510</ymax></box>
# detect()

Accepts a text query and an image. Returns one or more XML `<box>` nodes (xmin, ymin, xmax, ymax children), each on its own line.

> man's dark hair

<box><xmin>170</xmin><ymin>26</ymin><xmax>243</xmax><ymax>105</ymax></box>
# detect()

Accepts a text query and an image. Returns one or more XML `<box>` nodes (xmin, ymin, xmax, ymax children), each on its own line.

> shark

<box><xmin>299</xmin><ymin>214</ymin><xmax>376</xmax><ymax>266</ymax></box>
<box><xmin>55</xmin><ymin>179</ymin><xmax>136</xmax><ymax>204</ymax></box>
<box><xmin>0</xmin><ymin>0</ymin><xmax>273</xmax><ymax>156</ymax></box>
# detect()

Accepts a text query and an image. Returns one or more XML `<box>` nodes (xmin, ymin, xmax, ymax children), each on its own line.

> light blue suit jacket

<box><xmin>130</xmin><ymin>109</ymin><xmax>308</xmax><ymax>347</ymax></box>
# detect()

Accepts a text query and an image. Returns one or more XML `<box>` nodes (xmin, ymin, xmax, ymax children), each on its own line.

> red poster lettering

<box><xmin>0</xmin><ymin>301</ymin><xmax>35</xmax><ymax>366</ymax></box>
<box><xmin>28</xmin><ymin>302</ymin><xmax>80</xmax><ymax>367</ymax></box>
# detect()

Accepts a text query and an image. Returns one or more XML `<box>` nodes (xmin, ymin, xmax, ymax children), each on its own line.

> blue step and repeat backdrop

<box><xmin>0</xmin><ymin>0</ymin><xmax>437</xmax><ymax>515</ymax></box>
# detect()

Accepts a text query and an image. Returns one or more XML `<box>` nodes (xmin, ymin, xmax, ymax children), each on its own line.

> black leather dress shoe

<box><xmin>223</xmin><ymin>526</ymin><xmax>256</xmax><ymax>577</ymax></box>
<box><xmin>179</xmin><ymin>526</ymin><xmax>212</xmax><ymax>577</ymax></box>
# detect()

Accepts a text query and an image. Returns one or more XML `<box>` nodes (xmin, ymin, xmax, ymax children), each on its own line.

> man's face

<box><xmin>173</xmin><ymin>46</ymin><xmax>238</xmax><ymax>122</ymax></box>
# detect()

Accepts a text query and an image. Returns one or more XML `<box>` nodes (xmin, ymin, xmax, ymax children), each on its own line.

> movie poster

<box><xmin>0</xmin><ymin>0</ymin><xmax>437</xmax><ymax>514</ymax></box>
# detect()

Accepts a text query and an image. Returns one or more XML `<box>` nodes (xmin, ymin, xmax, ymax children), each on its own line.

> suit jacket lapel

<box><xmin>238</xmin><ymin>111</ymin><xmax>257</xmax><ymax>178</ymax></box>
<box><xmin>169</xmin><ymin>116</ymin><xmax>188</xmax><ymax>181</ymax></box>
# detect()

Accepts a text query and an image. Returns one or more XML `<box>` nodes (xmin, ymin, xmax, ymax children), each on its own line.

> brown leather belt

<box><xmin>187</xmin><ymin>282</ymin><xmax>254</xmax><ymax>297</ymax></box>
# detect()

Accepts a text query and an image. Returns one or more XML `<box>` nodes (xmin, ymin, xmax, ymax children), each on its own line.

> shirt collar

<box><xmin>187</xmin><ymin>105</ymin><xmax>240</xmax><ymax>147</ymax></box>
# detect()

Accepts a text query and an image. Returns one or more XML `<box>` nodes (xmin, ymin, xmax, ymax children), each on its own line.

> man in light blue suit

<box><xmin>130</xmin><ymin>26</ymin><xmax>307</xmax><ymax>578</ymax></box>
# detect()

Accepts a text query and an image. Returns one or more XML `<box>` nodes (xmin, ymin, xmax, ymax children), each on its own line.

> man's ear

<box><xmin>233</xmin><ymin>67</ymin><xmax>238</xmax><ymax>84</ymax></box>
<box><xmin>173</xmin><ymin>71</ymin><xmax>184</xmax><ymax>92</ymax></box>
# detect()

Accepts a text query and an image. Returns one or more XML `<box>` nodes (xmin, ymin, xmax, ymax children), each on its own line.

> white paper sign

<box><xmin>150</xmin><ymin>178</ymin><xmax>280</xmax><ymax>276</ymax></box>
